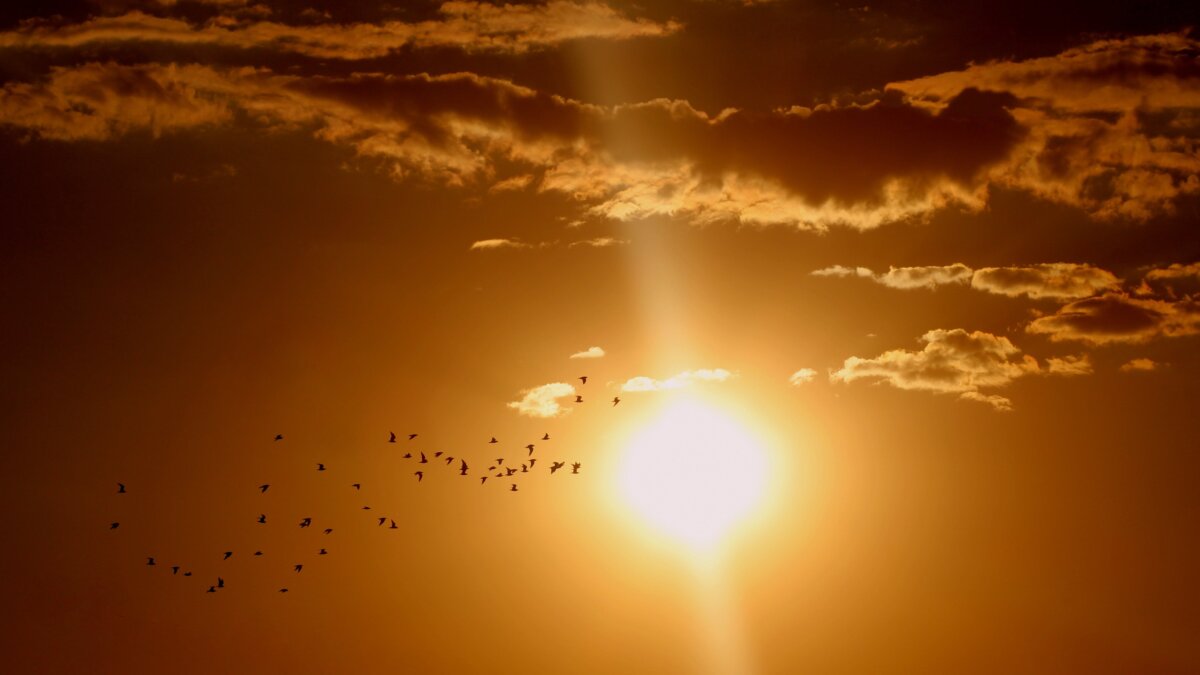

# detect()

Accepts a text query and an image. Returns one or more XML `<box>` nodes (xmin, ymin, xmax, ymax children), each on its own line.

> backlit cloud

<box><xmin>569</xmin><ymin>346</ymin><xmax>605</xmax><ymax>359</ymax></box>
<box><xmin>1119</xmin><ymin>358</ymin><xmax>1161</xmax><ymax>373</ymax></box>
<box><xmin>970</xmin><ymin>263</ymin><xmax>1120</xmax><ymax>300</ymax></box>
<box><xmin>1026</xmin><ymin>292</ymin><xmax>1200</xmax><ymax>344</ymax></box>
<box><xmin>788</xmin><ymin>368</ymin><xmax>817</xmax><ymax>385</ymax></box>
<box><xmin>507</xmin><ymin>382</ymin><xmax>576</xmax><ymax>418</ymax></box>
<box><xmin>621</xmin><ymin>368</ymin><xmax>734</xmax><ymax>392</ymax></box>
<box><xmin>470</xmin><ymin>238</ymin><xmax>530</xmax><ymax>250</ymax></box>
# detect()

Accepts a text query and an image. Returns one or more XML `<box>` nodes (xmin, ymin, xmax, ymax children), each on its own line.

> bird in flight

<box><xmin>223</xmin><ymin>551</ymin><xmax>233</xmax><ymax>560</ymax></box>
<box><xmin>525</xmin><ymin>444</ymin><xmax>535</xmax><ymax>455</ymax></box>
<box><xmin>317</xmin><ymin>463</ymin><xmax>326</xmax><ymax>471</ymax></box>
<box><xmin>511</xmin><ymin>484</ymin><xmax>519</xmax><ymax>492</ymax></box>
<box><xmin>495</xmin><ymin>458</ymin><xmax>504</xmax><ymax>466</ymax></box>
<box><xmin>299</xmin><ymin>517</ymin><xmax>312</xmax><ymax>528</ymax></box>
<box><xmin>110</xmin><ymin>522</ymin><xmax>120</xmax><ymax>529</ymax></box>
<box><xmin>294</xmin><ymin>565</ymin><xmax>303</xmax><ymax>573</ymax></box>
<box><xmin>279</xmin><ymin>588</ymin><xmax>288</xmax><ymax>593</ymax></box>
<box><xmin>207</xmin><ymin>586</ymin><xmax>216</xmax><ymax>593</ymax></box>
<box><xmin>550</xmin><ymin>462</ymin><xmax>565</xmax><ymax>475</ymax></box>
<box><xmin>403</xmin><ymin>452</ymin><xmax>412</xmax><ymax>459</ymax></box>
<box><xmin>389</xmin><ymin>520</ymin><xmax>398</xmax><ymax>530</ymax></box>
<box><xmin>575</xmin><ymin>395</ymin><xmax>584</xmax><ymax>403</ymax></box>
<box><xmin>414</xmin><ymin>471</ymin><xmax>424</xmax><ymax>482</ymax></box>
<box><xmin>257</xmin><ymin>514</ymin><xmax>267</xmax><ymax>524</ymax></box>
<box><xmin>528</xmin><ymin>458</ymin><xmax>537</xmax><ymax>468</ymax></box>
<box><xmin>489</xmin><ymin>437</ymin><xmax>498</xmax><ymax>444</ymax></box>
<box><xmin>434</xmin><ymin>451</ymin><xmax>443</xmax><ymax>458</ymax></box>
<box><xmin>579</xmin><ymin>376</ymin><xmax>588</xmax><ymax>384</ymax></box>
<box><xmin>611</xmin><ymin>397</ymin><xmax>620</xmax><ymax>406</ymax></box>
<box><xmin>253</xmin><ymin>552</ymin><xmax>262</xmax><ymax>557</ymax></box>
<box><xmin>521</xmin><ymin>464</ymin><xmax>529</xmax><ymax>473</ymax></box>
<box><xmin>259</xmin><ymin>484</ymin><xmax>270</xmax><ymax>493</ymax></box>
<box><xmin>388</xmin><ymin>432</ymin><xmax>396</xmax><ymax>443</ymax></box>
<box><xmin>319</xmin><ymin>548</ymin><xmax>328</xmax><ymax>556</ymax></box>
<box><xmin>480</xmin><ymin>477</ymin><xmax>487</xmax><ymax>485</ymax></box>
<box><xmin>505</xmin><ymin>468</ymin><xmax>517</xmax><ymax>477</ymax></box>
<box><xmin>542</xmin><ymin>433</ymin><xmax>550</xmax><ymax>440</ymax></box>
<box><xmin>571</xmin><ymin>462</ymin><xmax>582</xmax><ymax>474</ymax></box>
<box><xmin>377</xmin><ymin>517</ymin><xmax>386</xmax><ymax>526</ymax></box>
<box><xmin>184</xmin><ymin>571</ymin><xmax>193</xmax><ymax>576</ymax></box>
<box><xmin>217</xmin><ymin>577</ymin><xmax>225</xmax><ymax>589</ymax></box>
<box><xmin>275</xmin><ymin>434</ymin><xmax>283</xmax><ymax>441</ymax></box>
<box><xmin>408</xmin><ymin>433</ymin><xmax>418</xmax><ymax>441</ymax></box>
<box><xmin>351</xmin><ymin>483</ymin><xmax>361</xmax><ymax>490</ymax></box>
<box><xmin>323</xmin><ymin>528</ymin><xmax>333</xmax><ymax>535</ymax></box>
<box><xmin>419</xmin><ymin>452</ymin><xmax>427</xmax><ymax>464</ymax></box>
<box><xmin>445</xmin><ymin>456</ymin><xmax>455</xmax><ymax>465</ymax></box>
<box><xmin>171</xmin><ymin>566</ymin><xmax>179</xmax><ymax>575</ymax></box>
<box><xmin>117</xmin><ymin>483</ymin><xmax>126</xmax><ymax>494</ymax></box>
<box><xmin>362</xmin><ymin>505</ymin><xmax>371</xmax><ymax>510</ymax></box>
<box><xmin>147</xmin><ymin>557</ymin><xmax>156</xmax><ymax>566</ymax></box>
<box><xmin>459</xmin><ymin>460</ymin><xmax>469</xmax><ymax>476</ymax></box>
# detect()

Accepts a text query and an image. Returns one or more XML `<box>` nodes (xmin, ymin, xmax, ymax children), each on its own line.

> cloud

<box><xmin>788</xmin><ymin>368</ymin><xmax>817</xmax><ymax>385</ymax></box>
<box><xmin>488</xmin><ymin>174</ymin><xmax>535</xmax><ymax>192</ymax></box>
<box><xmin>971</xmin><ymin>263</ymin><xmax>1120</xmax><ymax>300</ymax></box>
<box><xmin>621</xmin><ymin>368</ymin><xmax>734</xmax><ymax>392</ymax></box>
<box><xmin>507</xmin><ymin>382</ymin><xmax>576</xmax><ymax>418</ymax></box>
<box><xmin>470</xmin><ymin>238</ymin><xmax>530</xmax><ymax>250</ymax></box>
<box><xmin>569</xmin><ymin>346</ymin><xmax>605</xmax><ymax>359</ymax></box>
<box><xmin>889</xmin><ymin>33</ymin><xmax>1200</xmax><ymax>221</ymax></box>
<box><xmin>0</xmin><ymin>3</ymin><xmax>681</xmax><ymax>58</ymax></box>
<box><xmin>811</xmin><ymin>265</ymin><xmax>874</xmax><ymax>279</ymax></box>
<box><xmin>567</xmin><ymin>237</ymin><xmax>629</xmax><ymax>248</ymax></box>
<box><xmin>811</xmin><ymin>263</ymin><xmax>970</xmax><ymax>289</ymax></box>
<box><xmin>1119</xmin><ymin>358</ymin><xmax>1161</xmax><ymax>373</ymax></box>
<box><xmin>1044</xmin><ymin>354</ymin><xmax>1093</xmax><ymax>376</ymax></box>
<box><xmin>830</xmin><ymin>328</ymin><xmax>1081</xmax><ymax>411</ymax></box>
<box><xmin>1026</xmin><ymin>292</ymin><xmax>1200</xmax><ymax>344</ymax></box>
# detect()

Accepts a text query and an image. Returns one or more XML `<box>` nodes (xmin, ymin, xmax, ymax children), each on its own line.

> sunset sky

<box><xmin>2</xmin><ymin>1</ymin><xmax>1199</xmax><ymax>673</ymax></box>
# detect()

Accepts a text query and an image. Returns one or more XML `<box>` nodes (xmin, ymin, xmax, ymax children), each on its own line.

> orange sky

<box><xmin>1</xmin><ymin>1</ymin><xmax>1199</xmax><ymax>673</ymax></box>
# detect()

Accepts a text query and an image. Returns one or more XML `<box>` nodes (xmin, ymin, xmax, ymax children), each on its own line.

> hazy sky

<box><xmin>2</xmin><ymin>1</ymin><xmax>1198</xmax><ymax>673</ymax></box>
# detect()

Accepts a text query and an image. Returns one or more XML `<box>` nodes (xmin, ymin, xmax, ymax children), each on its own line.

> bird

<box><xmin>525</xmin><ymin>444</ymin><xmax>535</xmax><ymax>455</ymax></box>
<box><xmin>528</xmin><ymin>458</ymin><xmax>537</xmax><ymax>468</ymax></box>
<box><xmin>521</xmin><ymin>464</ymin><xmax>529</xmax><ymax>473</ymax></box>
<box><xmin>294</xmin><ymin>565</ymin><xmax>303</xmax><ymax>573</ymax></box>
<box><xmin>389</xmin><ymin>520</ymin><xmax>398</xmax><ymax>530</ymax></box>
<box><xmin>184</xmin><ymin>571</ymin><xmax>193</xmax><ymax>576</ymax></box>
<box><xmin>110</xmin><ymin>522</ymin><xmax>120</xmax><ymax>529</ymax></box>
<box><xmin>117</xmin><ymin>483</ymin><xmax>126</xmax><ymax>494</ymax></box>
<box><xmin>510</xmin><ymin>484</ymin><xmax>519</xmax><ymax>492</ymax></box>
<box><xmin>253</xmin><ymin>552</ymin><xmax>262</xmax><ymax>557</ymax></box>
<box><xmin>323</xmin><ymin>528</ymin><xmax>333</xmax><ymax>535</ymax></box>
<box><xmin>611</xmin><ymin>397</ymin><xmax>620</xmax><ymax>406</ymax></box>
<box><xmin>377</xmin><ymin>517</ymin><xmax>386</xmax><ymax>526</ymax></box>
<box><xmin>408</xmin><ymin>433</ymin><xmax>418</xmax><ymax>441</ymax></box>
<box><xmin>403</xmin><ymin>452</ymin><xmax>412</xmax><ymax>459</ymax></box>
<box><xmin>571</xmin><ymin>462</ymin><xmax>582</xmax><ymax>474</ymax></box>
<box><xmin>257</xmin><ymin>514</ymin><xmax>267</xmax><ymax>524</ymax></box>
<box><xmin>445</xmin><ymin>456</ymin><xmax>454</xmax><ymax>465</ymax></box>
<box><xmin>171</xmin><ymin>566</ymin><xmax>179</xmax><ymax>575</ymax></box>
<box><xmin>147</xmin><ymin>557</ymin><xmax>156</xmax><ymax>566</ymax></box>
<box><xmin>480</xmin><ymin>477</ymin><xmax>487</xmax><ymax>485</ymax></box>
<box><xmin>419</xmin><ymin>452</ymin><xmax>427</xmax><ymax>464</ymax></box>
<box><xmin>414</xmin><ymin>471</ymin><xmax>424</xmax><ymax>482</ymax></box>
<box><xmin>579</xmin><ymin>376</ymin><xmax>588</xmax><ymax>384</ymax></box>
<box><xmin>318</xmin><ymin>548</ymin><xmax>328</xmax><ymax>556</ymax></box>
<box><xmin>279</xmin><ymin>588</ymin><xmax>288</xmax><ymax>593</ymax></box>
<box><xmin>351</xmin><ymin>483</ymin><xmax>360</xmax><ymax>490</ymax></box>
<box><xmin>434</xmin><ymin>451</ymin><xmax>443</xmax><ymax>458</ymax></box>
<box><xmin>217</xmin><ymin>577</ymin><xmax>225</xmax><ymax>589</ymax></box>
<box><xmin>274</xmin><ymin>434</ymin><xmax>283</xmax><ymax>441</ymax></box>
<box><xmin>489</xmin><ymin>437</ymin><xmax>498</xmax><ymax>444</ymax></box>
<box><xmin>299</xmin><ymin>517</ymin><xmax>312</xmax><ymax>528</ymax></box>
<box><xmin>459</xmin><ymin>459</ymin><xmax>469</xmax><ymax>475</ymax></box>
<box><xmin>575</xmin><ymin>395</ymin><xmax>583</xmax><ymax>403</ymax></box>
<box><xmin>223</xmin><ymin>551</ymin><xmax>233</xmax><ymax>560</ymax></box>
<box><xmin>550</xmin><ymin>462</ymin><xmax>565</xmax><ymax>474</ymax></box>
<box><xmin>542</xmin><ymin>433</ymin><xmax>550</xmax><ymax>440</ymax></box>
<box><xmin>317</xmin><ymin>463</ymin><xmax>326</xmax><ymax>471</ymax></box>
<box><xmin>495</xmin><ymin>458</ymin><xmax>504</xmax><ymax>466</ymax></box>
<box><xmin>388</xmin><ymin>432</ymin><xmax>396</xmax><ymax>443</ymax></box>
<box><xmin>362</xmin><ymin>506</ymin><xmax>371</xmax><ymax>510</ymax></box>
<box><xmin>505</xmin><ymin>468</ymin><xmax>516</xmax><ymax>476</ymax></box>
<box><xmin>207</xmin><ymin>586</ymin><xmax>216</xmax><ymax>593</ymax></box>
<box><xmin>259</xmin><ymin>484</ymin><xmax>270</xmax><ymax>493</ymax></box>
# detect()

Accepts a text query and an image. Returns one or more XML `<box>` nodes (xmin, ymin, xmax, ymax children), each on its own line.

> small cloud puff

<box><xmin>621</xmin><ymin>368</ymin><xmax>734</xmax><ymax>392</ymax></box>
<box><xmin>470</xmin><ymin>238</ymin><xmax>529</xmax><ymax>250</ymax></box>
<box><xmin>569</xmin><ymin>346</ymin><xmax>606</xmax><ymax>359</ymax></box>
<box><xmin>1119</xmin><ymin>358</ymin><xmax>1161</xmax><ymax>373</ymax></box>
<box><xmin>507</xmin><ymin>382</ymin><xmax>576</xmax><ymax>418</ymax></box>
<box><xmin>788</xmin><ymin>368</ymin><xmax>817</xmax><ymax>385</ymax></box>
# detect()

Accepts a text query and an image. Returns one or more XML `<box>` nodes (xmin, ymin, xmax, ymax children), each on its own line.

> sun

<box><xmin>616</xmin><ymin>397</ymin><xmax>770</xmax><ymax>553</ymax></box>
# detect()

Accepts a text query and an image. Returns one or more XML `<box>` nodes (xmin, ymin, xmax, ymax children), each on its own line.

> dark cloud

<box><xmin>1026</xmin><ymin>292</ymin><xmax>1200</xmax><ymax>344</ymax></box>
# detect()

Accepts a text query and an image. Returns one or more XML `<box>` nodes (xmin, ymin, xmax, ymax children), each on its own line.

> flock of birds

<box><xmin>110</xmin><ymin>375</ymin><xmax>620</xmax><ymax>594</ymax></box>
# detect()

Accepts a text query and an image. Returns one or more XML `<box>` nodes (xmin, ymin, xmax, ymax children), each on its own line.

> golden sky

<box><xmin>2</xmin><ymin>1</ymin><xmax>1199</xmax><ymax>673</ymax></box>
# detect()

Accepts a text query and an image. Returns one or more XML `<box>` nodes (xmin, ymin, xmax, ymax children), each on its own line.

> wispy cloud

<box><xmin>470</xmin><ymin>238</ymin><xmax>530</xmax><ymax>250</ymax></box>
<box><xmin>569</xmin><ymin>346</ymin><xmax>605</xmax><ymax>359</ymax></box>
<box><xmin>1119</xmin><ymin>358</ymin><xmax>1162</xmax><ymax>373</ymax></box>
<box><xmin>1026</xmin><ymin>292</ymin><xmax>1200</xmax><ymax>344</ymax></box>
<box><xmin>621</xmin><ymin>368</ymin><xmax>734</xmax><ymax>392</ymax></box>
<box><xmin>788</xmin><ymin>368</ymin><xmax>817</xmax><ymax>385</ymax></box>
<box><xmin>507</xmin><ymin>382</ymin><xmax>576</xmax><ymax>418</ymax></box>
<box><xmin>813</xmin><ymin>262</ymin><xmax>1117</xmax><ymax>298</ymax></box>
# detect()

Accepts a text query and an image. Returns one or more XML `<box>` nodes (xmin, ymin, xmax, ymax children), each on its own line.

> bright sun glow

<box><xmin>618</xmin><ymin>398</ymin><xmax>770</xmax><ymax>552</ymax></box>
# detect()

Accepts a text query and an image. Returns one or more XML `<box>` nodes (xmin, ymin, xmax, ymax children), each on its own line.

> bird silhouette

<box><xmin>489</xmin><ymin>437</ymin><xmax>498</xmax><ymax>444</ymax></box>
<box><xmin>362</xmin><ymin>506</ymin><xmax>371</xmax><ymax>510</ymax></box>
<box><xmin>184</xmin><ymin>571</ymin><xmax>193</xmax><ymax>576</ymax></box>
<box><xmin>389</xmin><ymin>520</ymin><xmax>398</xmax><ymax>530</ymax></box>
<box><xmin>217</xmin><ymin>577</ymin><xmax>225</xmax><ymax>588</ymax></box>
<box><xmin>550</xmin><ymin>462</ymin><xmax>565</xmax><ymax>474</ymax></box>
<box><xmin>259</xmin><ymin>484</ymin><xmax>270</xmax><ymax>493</ymax></box>
<box><xmin>434</xmin><ymin>451</ymin><xmax>443</xmax><ymax>458</ymax></box>
<box><xmin>526</xmin><ymin>444</ymin><xmax>535</xmax><ymax>455</ymax></box>
<box><xmin>253</xmin><ymin>552</ymin><xmax>262</xmax><ymax>557</ymax></box>
<box><xmin>207</xmin><ymin>586</ymin><xmax>216</xmax><ymax>593</ymax></box>
<box><xmin>377</xmin><ymin>517</ymin><xmax>386</xmax><ymax>526</ymax></box>
<box><xmin>323</xmin><ymin>528</ymin><xmax>333</xmax><ymax>535</ymax></box>
<box><xmin>444</xmin><ymin>456</ymin><xmax>454</xmax><ymax>464</ymax></box>
<box><xmin>388</xmin><ymin>432</ymin><xmax>396</xmax><ymax>443</ymax></box>
<box><xmin>223</xmin><ymin>551</ymin><xmax>233</xmax><ymax>560</ymax></box>
<box><xmin>318</xmin><ymin>548</ymin><xmax>328</xmax><ymax>555</ymax></box>
<box><xmin>505</xmin><ymin>468</ymin><xmax>517</xmax><ymax>476</ymax></box>
<box><xmin>510</xmin><ymin>484</ymin><xmax>519</xmax><ymax>492</ymax></box>
<box><xmin>542</xmin><ymin>433</ymin><xmax>550</xmax><ymax>440</ymax></box>
<box><xmin>279</xmin><ymin>588</ymin><xmax>288</xmax><ymax>593</ymax></box>
<box><xmin>317</xmin><ymin>463</ymin><xmax>326</xmax><ymax>471</ymax></box>
<box><xmin>171</xmin><ymin>566</ymin><xmax>179</xmax><ymax>575</ymax></box>
<box><xmin>351</xmin><ymin>483</ymin><xmax>360</xmax><ymax>490</ymax></box>
<box><xmin>294</xmin><ymin>565</ymin><xmax>303</xmax><ymax>573</ymax></box>
<box><xmin>147</xmin><ymin>557</ymin><xmax>155</xmax><ymax>566</ymax></box>
<box><xmin>414</xmin><ymin>471</ymin><xmax>424</xmax><ymax>482</ymax></box>
<box><xmin>575</xmin><ymin>395</ymin><xmax>583</xmax><ymax>403</ymax></box>
<box><xmin>571</xmin><ymin>462</ymin><xmax>582</xmax><ymax>474</ymax></box>
<box><xmin>117</xmin><ymin>483</ymin><xmax>126</xmax><ymax>494</ymax></box>
<box><xmin>611</xmin><ymin>397</ymin><xmax>620</xmax><ymax>406</ymax></box>
<box><xmin>408</xmin><ymin>433</ymin><xmax>418</xmax><ymax>440</ymax></box>
<box><xmin>480</xmin><ymin>477</ymin><xmax>487</xmax><ymax>485</ymax></box>
<box><xmin>274</xmin><ymin>434</ymin><xmax>283</xmax><ymax>441</ymax></box>
<box><xmin>403</xmin><ymin>452</ymin><xmax>412</xmax><ymax>459</ymax></box>
<box><xmin>459</xmin><ymin>459</ymin><xmax>469</xmax><ymax>476</ymax></box>
<box><xmin>521</xmin><ymin>464</ymin><xmax>529</xmax><ymax>473</ymax></box>
<box><xmin>419</xmin><ymin>452</ymin><xmax>427</xmax><ymax>464</ymax></box>
<box><xmin>579</xmin><ymin>376</ymin><xmax>588</xmax><ymax>384</ymax></box>
<box><xmin>299</xmin><ymin>517</ymin><xmax>312</xmax><ymax>528</ymax></box>
<box><xmin>110</xmin><ymin>522</ymin><xmax>119</xmax><ymax>529</ymax></box>
<box><xmin>496</xmin><ymin>458</ymin><xmax>504</xmax><ymax>466</ymax></box>
<box><xmin>257</xmin><ymin>514</ymin><xmax>267</xmax><ymax>524</ymax></box>
<box><xmin>528</xmin><ymin>458</ymin><xmax>537</xmax><ymax>468</ymax></box>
